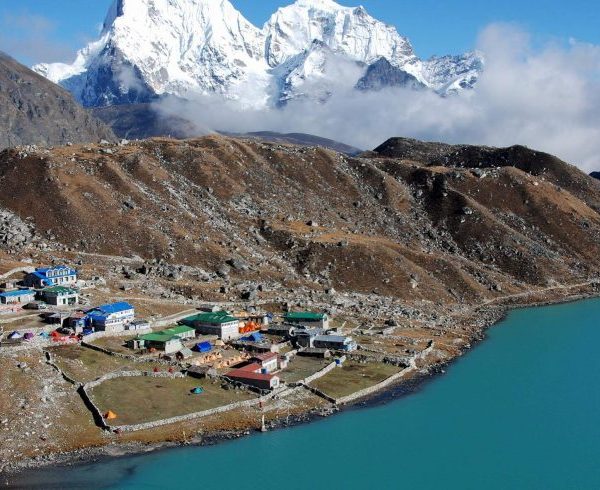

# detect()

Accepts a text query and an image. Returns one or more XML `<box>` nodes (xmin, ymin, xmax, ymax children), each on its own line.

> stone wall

<box><xmin>81</xmin><ymin>339</ymin><xmax>178</xmax><ymax>366</ymax></box>
<box><xmin>0</xmin><ymin>265</ymin><xmax>34</xmax><ymax>280</ymax></box>
<box><xmin>44</xmin><ymin>350</ymin><xmax>80</xmax><ymax>386</ymax></box>
<box><xmin>106</xmin><ymin>390</ymin><xmax>279</xmax><ymax>433</ymax></box>
<box><xmin>83</xmin><ymin>328</ymin><xmax>152</xmax><ymax>342</ymax></box>
<box><xmin>80</xmin><ymin>370</ymin><xmax>186</xmax><ymax>431</ymax></box>
<box><xmin>335</xmin><ymin>343</ymin><xmax>434</xmax><ymax>405</ymax></box>
<box><xmin>302</xmin><ymin>384</ymin><xmax>336</xmax><ymax>404</ymax></box>
<box><xmin>301</xmin><ymin>358</ymin><xmax>342</xmax><ymax>385</ymax></box>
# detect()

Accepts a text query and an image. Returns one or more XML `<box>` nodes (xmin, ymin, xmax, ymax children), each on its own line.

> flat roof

<box><xmin>284</xmin><ymin>312</ymin><xmax>326</xmax><ymax>320</ymax></box>
<box><xmin>91</xmin><ymin>301</ymin><xmax>134</xmax><ymax>315</ymax></box>
<box><xmin>253</xmin><ymin>352</ymin><xmax>278</xmax><ymax>362</ymax></box>
<box><xmin>159</xmin><ymin>325</ymin><xmax>195</xmax><ymax>337</ymax></box>
<box><xmin>227</xmin><ymin>363</ymin><xmax>277</xmax><ymax>382</ymax></box>
<box><xmin>0</xmin><ymin>289</ymin><xmax>34</xmax><ymax>297</ymax></box>
<box><xmin>184</xmin><ymin>311</ymin><xmax>238</xmax><ymax>324</ymax></box>
<box><xmin>314</xmin><ymin>335</ymin><xmax>352</xmax><ymax>343</ymax></box>
<box><xmin>42</xmin><ymin>286</ymin><xmax>77</xmax><ymax>294</ymax></box>
<box><xmin>139</xmin><ymin>332</ymin><xmax>181</xmax><ymax>343</ymax></box>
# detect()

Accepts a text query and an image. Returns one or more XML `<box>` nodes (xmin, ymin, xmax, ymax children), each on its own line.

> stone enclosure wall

<box><xmin>334</xmin><ymin>342</ymin><xmax>434</xmax><ymax>405</ymax></box>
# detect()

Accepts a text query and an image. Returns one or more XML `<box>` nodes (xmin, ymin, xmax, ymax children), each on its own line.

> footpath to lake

<box><xmin>9</xmin><ymin>297</ymin><xmax>600</xmax><ymax>490</ymax></box>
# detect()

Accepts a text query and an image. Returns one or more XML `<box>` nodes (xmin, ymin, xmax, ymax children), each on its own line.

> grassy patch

<box><xmin>278</xmin><ymin>356</ymin><xmax>330</xmax><ymax>383</ymax></box>
<box><xmin>46</xmin><ymin>345</ymin><xmax>157</xmax><ymax>384</ymax></box>
<box><xmin>90</xmin><ymin>376</ymin><xmax>256</xmax><ymax>425</ymax></box>
<box><xmin>310</xmin><ymin>361</ymin><xmax>401</xmax><ymax>399</ymax></box>
<box><xmin>89</xmin><ymin>336</ymin><xmax>138</xmax><ymax>354</ymax></box>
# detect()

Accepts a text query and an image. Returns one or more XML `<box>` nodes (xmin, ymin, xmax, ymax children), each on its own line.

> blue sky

<box><xmin>0</xmin><ymin>0</ymin><xmax>599</xmax><ymax>65</ymax></box>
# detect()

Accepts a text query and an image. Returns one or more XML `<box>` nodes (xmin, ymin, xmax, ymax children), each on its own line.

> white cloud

<box><xmin>114</xmin><ymin>63</ymin><xmax>144</xmax><ymax>93</ymax></box>
<box><xmin>156</xmin><ymin>23</ymin><xmax>600</xmax><ymax>172</ymax></box>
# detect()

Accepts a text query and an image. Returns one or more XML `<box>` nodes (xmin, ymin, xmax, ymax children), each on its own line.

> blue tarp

<box><xmin>194</xmin><ymin>342</ymin><xmax>212</xmax><ymax>353</ymax></box>
<box><xmin>242</xmin><ymin>332</ymin><xmax>263</xmax><ymax>342</ymax></box>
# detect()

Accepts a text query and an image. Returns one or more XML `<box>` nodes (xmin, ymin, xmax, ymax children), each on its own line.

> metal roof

<box><xmin>0</xmin><ymin>289</ymin><xmax>34</xmax><ymax>297</ymax></box>
<box><xmin>314</xmin><ymin>335</ymin><xmax>352</xmax><ymax>343</ymax></box>
<box><xmin>163</xmin><ymin>325</ymin><xmax>195</xmax><ymax>336</ymax></box>
<box><xmin>92</xmin><ymin>301</ymin><xmax>134</xmax><ymax>315</ymax></box>
<box><xmin>139</xmin><ymin>332</ymin><xmax>181</xmax><ymax>343</ymax></box>
<box><xmin>227</xmin><ymin>363</ymin><xmax>277</xmax><ymax>381</ymax></box>
<box><xmin>34</xmin><ymin>265</ymin><xmax>77</xmax><ymax>276</ymax></box>
<box><xmin>139</xmin><ymin>325</ymin><xmax>194</xmax><ymax>343</ymax></box>
<box><xmin>253</xmin><ymin>352</ymin><xmax>278</xmax><ymax>362</ymax></box>
<box><xmin>184</xmin><ymin>311</ymin><xmax>238</xmax><ymax>324</ymax></box>
<box><xmin>284</xmin><ymin>312</ymin><xmax>326</xmax><ymax>320</ymax></box>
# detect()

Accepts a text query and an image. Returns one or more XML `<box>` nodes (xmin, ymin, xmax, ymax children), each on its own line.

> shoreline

<box><xmin>3</xmin><ymin>287</ymin><xmax>599</xmax><ymax>485</ymax></box>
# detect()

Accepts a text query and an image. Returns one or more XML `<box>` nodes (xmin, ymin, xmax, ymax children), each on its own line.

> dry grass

<box><xmin>89</xmin><ymin>335</ymin><xmax>138</xmax><ymax>354</ymax></box>
<box><xmin>278</xmin><ymin>355</ymin><xmax>330</xmax><ymax>383</ymax></box>
<box><xmin>89</xmin><ymin>376</ymin><xmax>256</xmax><ymax>425</ymax></box>
<box><xmin>310</xmin><ymin>361</ymin><xmax>400</xmax><ymax>399</ymax></box>
<box><xmin>46</xmin><ymin>345</ymin><xmax>157</xmax><ymax>383</ymax></box>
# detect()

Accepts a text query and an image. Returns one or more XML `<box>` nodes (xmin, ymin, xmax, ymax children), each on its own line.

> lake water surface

<box><xmin>10</xmin><ymin>298</ymin><xmax>600</xmax><ymax>489</ymax></box>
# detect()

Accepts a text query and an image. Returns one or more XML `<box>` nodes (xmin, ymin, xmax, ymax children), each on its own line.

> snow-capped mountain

<box><xmin>34</xmin><ymin>0</ymin><xmax>484</xmax><ymax>107</ymax></box>
<box><xmin>263</xmin><ymin>0</ymin><xmax>416</xmax><ymax>68</ymax></box>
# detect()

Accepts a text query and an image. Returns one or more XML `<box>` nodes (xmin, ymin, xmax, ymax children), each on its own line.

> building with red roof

<box><xmin>226</xmin><ymin>362</ymin><xmax>280</xmax><ymax>390</ymax></box>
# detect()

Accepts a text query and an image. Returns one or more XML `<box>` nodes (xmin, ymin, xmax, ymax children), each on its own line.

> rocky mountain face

<box><xmin>356</xmin><ymin>57</ymin><xmax>424</xmax><ymax>92</ymax></box>
<box><xmin>34</xmin><ymin>0</ymin><xmax>483</xmax><ymax>108</ymax></box>
<box><xmin>0</xmin><ymin>51</ymin><xmax>115</xmax><ymax>150</ymax></box>
<box><xmin>0</xmin><ymin>135</ymin><xmax>598</xmax><ymax>304</ymax></box>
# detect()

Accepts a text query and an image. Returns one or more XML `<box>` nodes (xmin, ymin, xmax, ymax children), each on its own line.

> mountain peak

<box><xmin>33</xmin><ymin>0</ymin><xmax>483</xmax><ymax>107</ymax></box>
<box><xmin>292</xmin><ymin>0</ymin><xmax>347</xmax><ymax>8</ymax></box>
<box><xmin>263</xmin><ymin>0</ymin><xmax>415</xmax><ymax>68</ymax></box>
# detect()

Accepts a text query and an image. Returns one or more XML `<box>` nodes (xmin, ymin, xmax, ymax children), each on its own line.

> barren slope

<box><xmin>0</xmin><ymin>135</ymin><xmax>599</xmax><ymax>305</ymax></box>
<box><xmin>0</xmin><ymin>52</ymin><xmax>114</xmax><ymax>150</ymax></box>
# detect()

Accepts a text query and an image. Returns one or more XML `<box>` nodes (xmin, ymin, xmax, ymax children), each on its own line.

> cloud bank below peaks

<box><xmin>156</xmin><ymin>23</ymin><xmax>600</xmax><ymax>172</ymax></box>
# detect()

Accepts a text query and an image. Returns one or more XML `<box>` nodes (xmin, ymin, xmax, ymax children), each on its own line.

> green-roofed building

<box><xmin>161</xmin><ymin>325</ymin><xmax>196</xmax><ymax>340</ymax></box>
<box><xmin>131</xmin><ymin>333</ymin><xmax>175</xmax><ymax>354</ymax></box>
<box><xmin>180</xmin><ymin>311</ymin><xmax>240</xmax><ymax>341</ymax></box>
<box><xmin>127</xmin><ymin>325</ymin><xmax>196</xmax><ymax>354</ymax></box>
<box><xmin>40</xmin><ymin>286</ymin><xmax>79</xmax><ymax>306</ymax></box>
<box><xmin>283</xmin><ymin>311</ymin><xmax>329</xmax><ymax>328</ymax></box>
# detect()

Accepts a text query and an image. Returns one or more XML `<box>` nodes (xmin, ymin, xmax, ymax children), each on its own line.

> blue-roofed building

<box><xmin>24</xmin><ymin>266</ymin><xmax>77</xmax><ymax>288</ymax></box>
<box><xmin>85</xmin><ymin>301</ymin><xmax>135</xmax><ymax>333</ymax></box>
<box><xmin>0</xmin><ymin>289</ymin><xmax>36</xmax><ymax>305</ymax></box>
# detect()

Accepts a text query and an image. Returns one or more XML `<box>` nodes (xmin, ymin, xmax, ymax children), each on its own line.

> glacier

<box><xmin>33</xmin><ymin>0</ymin><xmax>484</xmax><ymax>108</ymax></box>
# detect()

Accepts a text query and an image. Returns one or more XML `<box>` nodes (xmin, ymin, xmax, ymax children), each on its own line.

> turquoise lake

<box><xmin>10</xmin><ymin>298</ymin><xmax>600</xmax><ymax>489</ymax></box>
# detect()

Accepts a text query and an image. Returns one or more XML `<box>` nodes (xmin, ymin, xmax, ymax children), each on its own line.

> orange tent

<box><xmin>104</xmin><ymin>410</ymin><xmax>118</xmax><ymax>420</ymax></box>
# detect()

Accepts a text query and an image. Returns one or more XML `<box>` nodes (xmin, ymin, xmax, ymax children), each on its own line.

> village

<box><xmin>0</xmin><ymin>261</ymin><xmax>449</xmax><ymax>443</ymax></box>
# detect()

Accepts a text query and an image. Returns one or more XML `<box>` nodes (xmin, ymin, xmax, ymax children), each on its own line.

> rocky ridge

<box><xmin>0</xmin><ymin>52</ymin><xmax>115</xmax><ymax>150</ymax></box>
<box><xmin>0</xmin><ymin>134</ymin><xmax>598</xmax><ymax>306</ymax></box>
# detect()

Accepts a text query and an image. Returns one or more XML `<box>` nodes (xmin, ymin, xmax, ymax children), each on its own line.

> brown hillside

<box><xmin>0</xmin><ymin>135</ymin><xmax>599</xmax><ymax>304</ymax></box>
